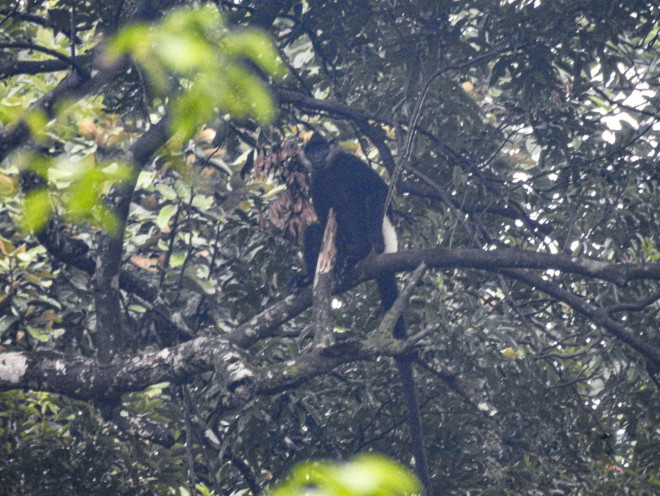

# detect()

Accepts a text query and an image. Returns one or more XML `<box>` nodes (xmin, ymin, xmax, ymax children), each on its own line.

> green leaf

<box><xmin>270</xmin><ymin>455</ymin><xmax>421</xmax><ymax>496</ymax></box>
<box><xmin>23</xmin><ymin>110</ymin><xmax>49</xmax><ymax>142</ymax></box>
<box><xmin>156</xmin><ymin>204</ymin><xmax>176</xmax><ymax>231</ymax></box>
<box><xmin>222</xmin><ymin>31</ymin><xmax>287</xmax><ymax>79</ymax></box>
<box><xmin>27</xmin><ymin>326</ymin><xmax>49</xmax><ymax>343</ymax></box>
<box><xmin>21</xmin><ymin>189</ymin><xmax>52</xmax><ymax>233</ymax></box>
<box><xmin>182</xmin><ymin>273</ymin><xmax>216</xmax><ymax>296</ymax></box>
<box><xmin>156</xmin><ymin>35</ymin><xmax>214</xmax><ymax>72</ymax></box>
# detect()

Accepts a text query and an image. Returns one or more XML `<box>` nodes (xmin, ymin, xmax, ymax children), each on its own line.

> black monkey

<box><xmin>291</xmin><ymin>133</ymin><xmax>432</xmax><ymax>494</ymax></box>
<box><xmin>291</xmin><ymin>132</ymin><xmax>400</xmax><ymax>321</ymax></box>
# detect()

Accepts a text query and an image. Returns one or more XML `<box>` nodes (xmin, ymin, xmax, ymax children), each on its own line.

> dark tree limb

<box><xmin>19</xmin><ymin>168</ymin><xmax>160</xmax><ymax>301</ymax></box>
<box><xmin>19</xmin><ymin>117</ymin><xmax>186</xmax><ymax>350</ymax></box>
<box><xmin>372</xmin><ymin>262</ymin><xmax>432</xmax><ymax>495</ymax></box>
<box><xmin>93</xmin><ymin>171</ymin><xmax>139</xmax><ymax>361</ymax></box>
<box><xmin>0</xmin><ymin>54</ymin><xmax>94</xmax><ymax>77</ymax></box>
<box><xmin>228</xmin><ymin>289</ymin><xmax>313</xmax><ymax>349</ymax></box>
<box><xmin>0</xmin><ymin>42</ymin><xmax>87</xmax><ymax>74</ymax></box>
<box><xmin>92</xmin><ymin>115</ymin><xmax>171</xmax><ymax>361</ymax></box>
<box><xmin>366</xmin><ymin>248</ymin><xmax>660</xmax><ymax>287</ymax></box>
<box><xmin>231</xmin><ymin>247</ymin><xmax>660</xmax><ymax>366</ymax></box>
<box><xmin>0</xmin><ymin>9</ymin><xmax>84</xmax><ymax>42</ymax></box>
<box><xmin>227</xmin><ymin>245</ymin><xmax>660</xmax><ymax>351</ymax></box>
<box><xmin>0</xmin><ymin>323</ymin><xmax>409</xmax><ymax>399</ymax></box>
<box><xmin>0</xmin><ymin>336</ymin><xmax>256</xmax><ymax>399</ymax></box>
<box><xmin>373</xmin><ymin>262</ymin><xmax>427</xmax><ymax>342</ymax></box>
<box><xmin>2</xmin><ymin>246</ymin><xmax>660</xmax><ymax>399</ymax></box>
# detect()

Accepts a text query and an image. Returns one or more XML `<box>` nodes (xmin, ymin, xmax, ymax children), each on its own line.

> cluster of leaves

<box><xmin>0</xmin><ymin>236</ymin><xmax>60</xmax><ymax>345</ymax></box>
<box><xmin>0</xmin><ymin>389</ymin><xmax>186</xmax><ymax>495</ymax></box>
<box><xmin>1</xmin><ymin>0</ymin><xmax>660</xmax><ymax>495</ymax></box>
<box><xmin>109</xmin><ymin>4</ymin><xmax>285</xmax><ymax>138</ymax></box>
<box><xmin>269</xmin><ymin>455</ymin><xmax>421</xmax><ymax>496</ymax></box>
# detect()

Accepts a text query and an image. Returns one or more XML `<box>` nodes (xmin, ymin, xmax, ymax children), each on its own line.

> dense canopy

<box><xmin>1</xmin><ymin>0</ymin><xmax>659</xmax><ymax>494</ymax></box>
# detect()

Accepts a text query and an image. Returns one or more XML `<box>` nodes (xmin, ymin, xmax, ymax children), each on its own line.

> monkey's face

<box><xmin>302</xmin><ymin>141</ymin><xmax>329</xmax><ymax>169</ymax></box>
<box><xmin>300</xmin><ymin>133</ymin><xmax>339</xmax><ymax>171</ymax></box>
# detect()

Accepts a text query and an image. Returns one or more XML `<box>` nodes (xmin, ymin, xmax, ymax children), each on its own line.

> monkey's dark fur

<box><xmin>291</xmin><ymin>133</ymin><xmax>432</xmax><ymax>494</ymax></box>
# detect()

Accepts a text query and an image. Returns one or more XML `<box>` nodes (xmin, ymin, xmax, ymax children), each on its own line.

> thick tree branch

<box><xmin>0</xmin><ymin>336</ymin><xmax>255</xmax><ymax>399</ymax></box>
<box><xmin>93</xmin><ymin>172</ymin><xmax>139</xmax><ymax>361</ymax></box>
<box><xmin>277</xmin><ymin>88</ymin><xmax>395</xmax><ymax>126</ymax></box>
<box><xmin>0</xmin><ymin>42</ymin><xmax>87</xmax><ymax>74</ymax></box>
<box><xmin>94</xmin><ymin>116</ymin><xmax>171</xmax><ymax>360</ymax></box>
<box><xmin>20</xmin><ymin>117</ymin><xmax>171</xmax><ymax>302</ymax></box>
<box><xmin>21</xmin><ymin>116</ymin><xmax>191</xmax><ymax>348</ymax></box>
<box><xmin>229</xmin><ymin>247</ymin><xmax>660</xmax><ymax>351</ymax></box>
<box><xmin>2</xmin><ymin>245</ymin><xmax>660</xmax><ymax>396</ymax></box>
<box><xmin>2</xmin><ymin>264</ymin><xmax>659</xmax><ymax>405</ymax></box>
<box><xmin>366</xmin><ymin>248</ymin><xmax>660</xmax><ymax>287</ymax></box>
<box><xmin>230</xmin><ymin>248</ymin><xmax>660</xmax><ymax>369</ymax></box>
<box><xmin>0</xmin><ymin>54</ymin><xmax>94</xmax><ymax>77</ymax></box>
<box><xmin>18</xmin><ymin>116</ymin><xmax>180</xmax><ymax>355</ymax></box>
<box><xmin>0</xmin><ymin>323</ymin><xmax>407</xmax><ymax>399</ymax></box>
<box><xmin>228</xmin><ymin>289</ymin><xmax>313</xmax><ymax>348</ymax></box>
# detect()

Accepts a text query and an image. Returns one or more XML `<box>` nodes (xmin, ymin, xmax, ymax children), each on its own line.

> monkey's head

<box><xmin>300</xmin><ymin>132</ymin><xmax>337</xmax><ymax>171</ymax></box>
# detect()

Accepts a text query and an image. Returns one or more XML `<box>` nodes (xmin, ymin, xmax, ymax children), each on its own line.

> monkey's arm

<box><xmin>364</xmin><ymin>181</ymin><xmax>388</xmax><ymax>253</ymax></box>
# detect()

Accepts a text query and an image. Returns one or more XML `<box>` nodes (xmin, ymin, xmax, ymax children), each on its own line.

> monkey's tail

<box><xmin>377</xmin><ymin>273</ymin><xmax>432</xmax><ymax>495</ymax></box>
<box><xmin>376</xmin><ymin>273</ymin><xmax>406</xmax><ymax>338</ymax></box>
<box><xmin>396</xmin><ymin>356</ymin><xmax>433</xmax><ymax>495</ymax></box>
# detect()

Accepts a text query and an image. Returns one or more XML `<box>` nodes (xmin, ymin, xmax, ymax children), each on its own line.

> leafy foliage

<box><xmin>269</xmin><ymin>455</ymin><xmax>421</xmax><ymax>496</ymax></box>
<box><xmin>0</xmin><ymin>390</ymin><xmax>186</xmax><ymax>495</ymax></box>
<box><xmin>109</xmin><ymin>5</ymin><xmax>285</xmax><ymax>137</ymax></box>
<box><xmin>1</xmin><ymin>0</ymin><xmax>660</xmax><ymax>495</ymax></box>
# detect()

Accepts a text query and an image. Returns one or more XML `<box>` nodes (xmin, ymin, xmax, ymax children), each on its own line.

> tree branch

<box><xmin>0</xmin><ymin>9</ymin><xmax>84</xmax><ymax>42</ymax></box>
<box><xmin>3</xmin><ymin>246</ymin><xmax>660</xmax><ymax>397</ymax></box>
<box><xmin>313</xmin><ymin>209</ymin><xmax>337</xmax><ymax>349</ymax></box>
<box><xmin>0</xmin><ymin>42</ymin><xmax>87</xmax><ymax>74</ymax></box>
<box><xmin>0</xmin><ymin>54</ymin><xmax>94</xmax><ymax>77</ymax></box>
<box><xmin>0</xmin><ymin>323</ymin><xmax>406</xmax><ymax>400</ymax></box>
<box><xmin>229</xmin><ymin>246</ymin><xmax>660</xmax><ymax>351</ymax></box>
<box><xmin>365</xmin><ymin>248</ymin><xmax>660</xmax><ymax>286</ymax></box>
<box><xmin>0</xmin><ymin>56</ymin><xmax>129</xmax><ymax>162</ymax></box>
<box><xmin>94</xmin><ymin>116</ymin><xmax>171</xmax><ymax>360</ymax></box>
<box><xmin>0</xmin><ymin>336</ymin><xmax>255</xmax><ymax>399</ymax></box>
<box><xmin>374</xmin><ymin>262</ymin><xmax>427</xmax><ymax>342</ymax></box>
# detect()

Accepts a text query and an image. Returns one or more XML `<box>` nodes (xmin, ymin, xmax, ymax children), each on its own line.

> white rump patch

<box><xmin>382</xmin><ymin>216</ymin><xmax>398</xmax><ymax>253</ymax></box>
